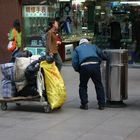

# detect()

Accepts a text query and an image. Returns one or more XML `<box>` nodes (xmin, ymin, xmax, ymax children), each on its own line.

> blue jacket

<box><xmin>72</xmin><ymin>43</ymin><xmax>108</xmax><ymax>72</ymax></box>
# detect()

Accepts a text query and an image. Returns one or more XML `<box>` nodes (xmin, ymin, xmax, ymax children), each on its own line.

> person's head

<box><xmin>79</xmin><ymin>38</ymin><xmax>89</xmax><ymax>45</ymax></box>
<box><xmin>49</xmin><ymin>19</ymin><xmax>59</xmax><ymax>30</ymax></box>
<box><xmin>13</xmin><ymin>19</ymin><xmax>21</xmax><ymax>32</ymax></box>
<box><xmin>110</xmin><ymin>16</ymin><xmax>117</xmax><ymax>22</ymax></box>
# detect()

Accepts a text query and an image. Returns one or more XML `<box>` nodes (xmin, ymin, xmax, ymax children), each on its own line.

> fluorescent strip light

<box><xmin>120</xmin><ymin>1</ymin><xmax>140</xmax><ymax>5</ymax></box>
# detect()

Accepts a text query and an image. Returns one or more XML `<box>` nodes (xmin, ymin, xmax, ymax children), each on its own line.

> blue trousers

<box><xmin>53</xmin><ymin>53</ymin><xmax>62</xmax><ymax>71</ymax></box>
<box><xmin>79</xmin><ymin>64</ymin><xmax>105</xmax><ymax>106</ymax></box>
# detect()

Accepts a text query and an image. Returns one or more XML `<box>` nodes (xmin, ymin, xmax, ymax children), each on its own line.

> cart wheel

<box><xmin>57</xmin><ymin>106</ymin><xmax>61</xmax><ymax>110</ymax></box>
<box><xmin>16</xmin><ymin>103</ymin><xmax>21</xmax><ymax>106</ymax></box>
<box><xmin>44</xmin><ymin>104</ymin><xmax>52</xmax><ymax>113</ymax></box>
<box><xmin>1</xmin><ymin>103</ymin><xmax>7</xmax><ymax>111</ymax></box>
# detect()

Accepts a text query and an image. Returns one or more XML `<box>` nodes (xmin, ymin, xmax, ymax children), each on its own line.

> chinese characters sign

<box><xmin>23</xmin><ymin>5</ymin><xmax>48</xmax><ymax>17</ymax></box>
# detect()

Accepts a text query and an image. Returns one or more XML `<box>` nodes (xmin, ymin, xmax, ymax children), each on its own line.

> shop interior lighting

<box><xmin>95</xmin><ymin>6</ymin><xmax>101</xmax><ymax>10</ymax></box>
<box><xmin>120</xmin><ymin>1</ymin><xmax>140</xmax><ymax>5</ymax></box>
<box><xmin>72</xmin><ymin>0</ymin><xmax>85</xmax><ymax>5</ymax></box>
<box><xmin>39</xmin><ymin>0</ymin><xmax>46</xmax><ymax>4</ymax></box>
<box><xmin>58</xmin><ymin>0</ymin><xmax>70</xmax><ymax>1</ymax></box>
<box><xmin>101</xmin><ymin>12</ymin><xmax>105</xmax><ymax>15</ymax></box>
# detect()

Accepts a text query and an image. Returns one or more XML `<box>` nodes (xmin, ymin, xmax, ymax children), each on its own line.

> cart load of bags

<box><xmin>0</xmin><ymin>51</ymin><xmax>66</xmax><ymax>110</ymax></box>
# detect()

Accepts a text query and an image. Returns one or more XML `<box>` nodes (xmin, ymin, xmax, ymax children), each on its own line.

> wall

<box><xmin>0</xmin><ymin>0</ymin><xmax>22</xmax><ymax>63</ymax></box>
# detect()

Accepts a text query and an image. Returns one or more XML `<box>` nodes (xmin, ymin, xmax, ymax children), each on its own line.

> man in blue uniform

<box><xmin>72</xmin><ymin>38</ymin><xmax>108</xmax><ymax>110</ymax></box>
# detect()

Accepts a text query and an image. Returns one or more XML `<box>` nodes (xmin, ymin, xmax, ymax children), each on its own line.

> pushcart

<box><xmin>0</xmin><ymin>70</ymin><xmax>52</xmax><ymax>113</ymax></box>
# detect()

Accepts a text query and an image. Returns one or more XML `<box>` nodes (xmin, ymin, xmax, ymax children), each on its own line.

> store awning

<box><xmin>22</xmin><ymin>0</ymin><xmax>57</xmax><ymax>5</ymax></box>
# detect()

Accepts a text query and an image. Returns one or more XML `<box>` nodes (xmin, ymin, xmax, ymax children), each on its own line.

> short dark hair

<box><xmin>45</xmin><ymin>19</ymin><xmax>58</xmax><ymax>32</ymax></box>
<box><xmin>48</xmin><ymin>19</ymin><xmax>57</xmax><ymax>28</ymax></box>
<box><xmin>13</xmin><ymin>19</ymin><xmax>21</xmax><ymax>32</ymax></box>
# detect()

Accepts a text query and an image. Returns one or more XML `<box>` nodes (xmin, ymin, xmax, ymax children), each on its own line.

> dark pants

<box><xmin>10</xmin><ymin>48</ymin><xmax>20</xmax><ymax>62</ymax></box>
<box><xmin>134</xmin><ymin>40</ymin><xmax>140</xmax><ymax>62</ymax></box>
<box><xmin>110</xmin><ymin>39</ymin><xmax>121</xmax><ymax>49</ymax></box>
<box><xmin>79</xmin><ymin>64</ymin><xmax>105</xmax><ymax>106</ymax></box>
<box><xmin>53</xmin><ymin>53</ymin><xmax>62</xmax><ymax>71</ymax></box>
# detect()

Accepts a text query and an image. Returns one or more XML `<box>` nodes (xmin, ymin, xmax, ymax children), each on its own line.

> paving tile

<box><xmin>0</xmin><ymin>127</ymin><xmax>42</xmax><ymax>140</ymax></box>
<box><xmin>88</xmin><ymin>116</ymin><xmax>139</xmax><ymax>138</ymax></box>
<box><xmin>30</xmin><ymin>131</ymin><xmax>79</xmax><ymax>140</ymax></box>
<box><xmin>126</xmin><ymin>127</ymin><xmax>140</xmax><ymax>140</ymax></box>
<box><xmin>0</xmin><ymin>67</ymin><xmax>140</xmax><ymax>140</ymax></box>
<box><xmin>77</xmin><ymin>133</ymin><xmax>124</xmax><ymax>140</ymax></box>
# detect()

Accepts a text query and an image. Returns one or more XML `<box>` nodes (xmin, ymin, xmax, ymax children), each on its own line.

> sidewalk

<box><xmin>0</xmin><ymin>65</ymin><xmax>140</xmax><ymax>140</ymax></box>
<box><xmin>128</xmin><ymin>63</ymin><xmax>140</xmax><ymax>69</ymax></box>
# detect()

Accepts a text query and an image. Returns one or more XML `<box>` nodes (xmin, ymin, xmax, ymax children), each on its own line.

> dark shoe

<box><xmin>98</xmin><ymin>106</ymin><xmax>105</xmax><ymax>110</ymax></box>
<box><xmin>80</xmin><ymin>104</ymin><xmax>88</xmax><ymax>110</ymax></box>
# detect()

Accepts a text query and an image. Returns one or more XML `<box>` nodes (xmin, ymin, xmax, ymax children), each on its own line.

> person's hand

<box><xmin>49</xmin><ymin>52</ymin><xmax>54</xmax><ymax>56</ymax></box>
<box><xmin>57</xmin><ymin>41</ymin><xmax>62</xmax><ymax>45</ymax></box>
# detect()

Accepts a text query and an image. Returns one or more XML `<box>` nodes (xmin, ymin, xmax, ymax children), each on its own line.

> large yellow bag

<box><xmin>40</xmin><ymin>61</ymin><xmax>66</xmax><ymax>109</ymax></box>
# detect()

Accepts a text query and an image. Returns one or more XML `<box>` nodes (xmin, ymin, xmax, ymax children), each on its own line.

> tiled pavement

<box><xmin>0</xmin><ymin>63</ymin><xmax>140</xmax><ymax>140</ymax></box>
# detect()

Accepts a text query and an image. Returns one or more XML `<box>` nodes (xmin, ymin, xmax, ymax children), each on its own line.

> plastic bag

<box><xmin>7</xmin><ymin>41</ymin><xmax>16</xmax><ymax>52</ymax></box>
<box><xmin>40</xmin><ymin>61</ymin><xmax>66</xmax><ymax>109</ymax></box>
<box><xmin>7</xmin><ymin>29</ymin><xmax>16</xmax><ymax>52</ymax></box>
<box><xmin>14</xmin><ymin>55</ymin><xmax>40</xmax><ymax>91</ymax></box>
<box><xmin>0</xmin><ymin>63</ymin><xmax>16</xmax><ymax>97</ymax></box>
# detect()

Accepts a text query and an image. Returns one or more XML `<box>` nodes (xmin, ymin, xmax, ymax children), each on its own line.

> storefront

<box><xmin>22</xmin><ymin>0</ymin><xmax>95</xmax><ymax>61</ymax></box>
<box><xmin>22</xmin><ymin>0</ymin><xmax>60</xmax><ymax>56</ymax></box>
<box><xmin>58</xmin><ymin>0</ymin><xmax>95</xmax><ymax>61</ymax></box>
<box><xmin>94</xmin><ymin>0</ymin><xmax>140</xmax><ymax>63</ymax></box>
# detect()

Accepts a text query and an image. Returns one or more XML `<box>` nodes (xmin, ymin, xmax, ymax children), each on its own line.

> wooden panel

<box><xmin>0</xmin><ymin>0</ymin><xmax>22</xmax><ymax>63</ymax></box>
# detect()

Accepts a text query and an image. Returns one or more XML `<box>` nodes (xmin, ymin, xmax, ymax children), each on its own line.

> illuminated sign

<box><xmin>23</xmin><ymin>5</ymin><xmax>48</xmax><ymax>17</ymax></box>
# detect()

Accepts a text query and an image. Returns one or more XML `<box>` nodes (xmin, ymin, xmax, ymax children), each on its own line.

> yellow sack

<box><xmin>40</xmin><ymin>61</ymin><xmax>66</xmax><ymax>110</ymax></box>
